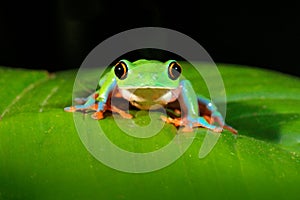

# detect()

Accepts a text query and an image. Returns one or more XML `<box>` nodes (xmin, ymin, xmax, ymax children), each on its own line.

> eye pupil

<box><xmin>114</xmin><ymin>61</ymin><xmax>128</xmax><ymax>80</ymax></box>
<box><xmin>168</xmin><ymin>61</ymin><xmax>182</xmax><ymax>80</ymax></box>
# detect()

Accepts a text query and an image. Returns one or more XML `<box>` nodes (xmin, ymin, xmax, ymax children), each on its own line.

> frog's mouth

<box><xmin>119</xmin><ymin>88</ymin><xmax>170</xmax><ymax>102</ymax></box>
<box><xmin>134</xmin><ymin>88</ymin><xmax>171</xmax><ymax>99</ymax></box>
<box><xmin>117</xmin><ymin>87</ymin><xmax>179</xmax><ymax>110</ymax></box>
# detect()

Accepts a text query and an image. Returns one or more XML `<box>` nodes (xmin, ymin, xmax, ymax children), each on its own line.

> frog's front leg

<box><xmin>165</xmin><ymin>80</ymin><xmax>223</xmax><ymax>133</ymax></box>
<box><xmin>64</xmin><ymin>75</ymin><xmax>116</xmax><ymax>120</ymax></box>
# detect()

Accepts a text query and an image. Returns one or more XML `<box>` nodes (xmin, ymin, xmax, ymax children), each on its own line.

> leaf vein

<box><xmin>39</xmin><ymin>86</ymin><xmax>59</xmax><ymax>112</ymax></box>
<box><xmin>0</xmin><ymin>78</ymin><xmax>47</xmax><ymax>119</ymax></box>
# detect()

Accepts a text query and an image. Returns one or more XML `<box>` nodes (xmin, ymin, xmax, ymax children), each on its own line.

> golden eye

<box><xmin>114</xmin><ymin>61</ymin><xmax>128</xmax><ymax>80</ymax></box>
<box><xmin>168</xmin><ymin>61</ymin><xmax>182</xmax><ymax>80</ymax></box>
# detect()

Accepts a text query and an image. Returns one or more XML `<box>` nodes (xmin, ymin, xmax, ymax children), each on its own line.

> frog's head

<box><xmin>112</xmin><ymin>59</ymin><xmax>182</xmax><ymax>108</ymax></box>
<box><xmin>113</xmin><ymin>59</ymin><xmax>182</xmax><ymax>89</ymax></box>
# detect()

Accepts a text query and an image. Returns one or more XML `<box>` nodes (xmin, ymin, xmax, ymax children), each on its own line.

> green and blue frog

<box><xmin>65</xmin><ymin>59</ymin><xmax>237</xmax><ymax>134</ymax></box>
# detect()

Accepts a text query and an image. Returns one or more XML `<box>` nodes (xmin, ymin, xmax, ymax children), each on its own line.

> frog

<box><xmin>64</xmin><ymin>59</ymin><xmax>237</xmax><ymax>134</ymax></box>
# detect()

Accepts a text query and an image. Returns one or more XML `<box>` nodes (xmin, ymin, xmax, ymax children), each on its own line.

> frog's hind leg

<box><xmin>64</xmin><ymin>92</ymin><xmax>99</xmax><ymax>112</ymax></box>
<box><xmin>201</xmin><ymin>108</ymin><xmax>238</xmax><ymax>134</ymax></box>
<box><xmin>161</xmin><ymin>115</ymin><xmax>222</xmax><ymax>132</ymax></box>
<box><xmin>108</xmin><ymin>92</ymin><xmax>133</xmax><ymax>119</ymax></box>
<box><xmin>198</xmin><ymin>97</ymin><xmax>238</xmax><ymax>134</ymax></box>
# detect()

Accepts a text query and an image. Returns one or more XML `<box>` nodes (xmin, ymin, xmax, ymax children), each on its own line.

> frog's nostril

<box><xmin>152</xmin><ymin>74</ymin><xmax>158</xmax><ymax>80</ymax></box>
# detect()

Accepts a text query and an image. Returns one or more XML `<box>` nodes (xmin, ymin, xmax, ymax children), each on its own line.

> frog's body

<box><xmin>65</xmin><ymin>59</ymin><xmax>237</xmax><ymax>134</ymax></box>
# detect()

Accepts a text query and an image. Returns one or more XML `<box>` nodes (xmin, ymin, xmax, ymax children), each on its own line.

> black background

<box><xmin>1</xmin><ymin>1</ymin><xmax>299</xmax><ymax>77</ymax></box>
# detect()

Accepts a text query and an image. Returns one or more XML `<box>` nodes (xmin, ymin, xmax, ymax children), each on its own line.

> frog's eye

<box><xmin>114</xmin><ymin>61</ymin><xmax>128</xmax><ymax>80</ymax></box>
<box><xmin>168</xmin><ymin>61</ymin><xmax>182</xmax><ymax>80</ymax></box>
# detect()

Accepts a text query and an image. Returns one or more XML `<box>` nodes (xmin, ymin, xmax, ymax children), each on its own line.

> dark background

<box><xmin>0</xmin><ymin>1</ymin><xmax>299</xmax><ymax>77</ymax></box>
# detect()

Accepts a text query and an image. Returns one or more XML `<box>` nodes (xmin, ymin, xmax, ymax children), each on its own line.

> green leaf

<box><xmin>0</xmin><ymin>64</ymin><xmax>300</xmax><ymax>200</ymax></box>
